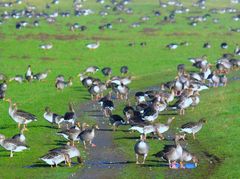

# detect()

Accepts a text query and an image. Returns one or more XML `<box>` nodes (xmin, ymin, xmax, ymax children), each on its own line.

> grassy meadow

<box><xmin>0</xmin><ymin>0</ymin><xmax>239</xmax><ymax>178</ymax></box>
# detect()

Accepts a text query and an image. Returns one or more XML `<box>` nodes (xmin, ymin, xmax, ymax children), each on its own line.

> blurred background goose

<box><xmin>86</xmin><ymin>41</ymin><xmax>100</xmax><ymax>50</ymax></box>
<box><xmin>120</xmin><ymin>66</ymin><xmax>128</xmax><ymax>75</ymax></box>
<box><xmin>134</xmin><ymin>134</ymin><xmax>149</xmax><ymax>164</ymax></box>
<box><xmin>84</xmin><ymin>66</ymin><xmax>99</xmax><ymax>74</ymax></box>
<box><xmin>25</xmin><ymin>65</ymin><xmax>33</xmax><ymax>82</ymax></box>
<box><xmin>39</xmin><ymin>43</ymin><xmax>53</xmax><ymax>50</ymax></box>
<box><xmin>0</xmin><ymin>134</ymin><xmax>28</xmax><ymax>157</ymax></box>
<box><xmin>101</xmin><ymin>67</ymin><xmax>112</xmax><ymax>77</ymax></box>
<box><xmin>55</xmin><ymin>77</ymin><xmax>73</xmax><ymax>90</ymax></box>
<box><xmin>180</xmin><ymin>118</ymin><xmax>206</xmax><ymax>139</ymax></box>
<box><xmin>33</xmin><ymin>69</ymin><xmax>51</xmax><ymax>81</ymax></box>
<box><xmin>9</xmin><ymin>75</ymin><xmax>24</xmax><ymax>83</ymax></box>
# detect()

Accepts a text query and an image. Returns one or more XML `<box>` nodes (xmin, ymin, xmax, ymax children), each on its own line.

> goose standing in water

<box><xmin>77</xmin><ymin>124</ymin><xmax>99</xmax><ymax>149</ymax></box>
<box><xmin>25</xmin><ymin>65</ymin><xmax>33</xmax><ymax>82</ymax></box>
<box><xmin>49</xmin><ymin>143</ymin><xmax>82</xmax><ymax>166</ymax></box>
<box><xmin>134</xmin><ymin>134</ymin><xmax>149</xmax><ymax>164</ymax></box>
<box><xmin>153</xmin><ymin>134</ymin><xmax>184</xmax><ymax>167</ymax></box>
<box><xmin>86</xmin><ymin>41</ymin><xmax>100</xmax><ymax>50</ymax></box>
<box><xmin>0</xmin><ymin>134</ymin><xmax>28</xmax><ymax>157</ymax></box>
<box><xmin>5</xmin><ymin>99</ymin><xmax>37</xmax><ymax>130</ymax></box>
<box><xmin>180</xmin><ymin>118</ymin><xmax>206</xmax><ymax>139</ymax></box>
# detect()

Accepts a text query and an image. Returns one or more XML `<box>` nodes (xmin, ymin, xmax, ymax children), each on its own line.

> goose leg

<box><xmin>18</xmin><ymin>123</ymin><xmax>21</xmax><ymax>129</ymax></box>
<box><xmin>10</xmin><ymin>151</ymin><xmax>13</xmax><ymax>157</ymax></box>
<box><xmin>83</xmin><ymin>141</ymin><xmax>87</xmax><ymax>149</ymax></box>
<box><xmin>135</xmin><ymin>154</ymin><xmax>139</xmax><ymax>164</ymax></box>
<box><xmin>142</xmin><ymin>154</ymin><xmax>147</xmax><ymax>164</ymax></box>
<box><xmin>193</xmin><ymin>133</ymin><xmax>196</xmax><ymax>140</ymax></box>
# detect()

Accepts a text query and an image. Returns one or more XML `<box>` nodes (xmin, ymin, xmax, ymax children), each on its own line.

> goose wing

<box><xmin>15</xmin><ymin>109</ymin><xmax>37</xmax><ymax>120</ymax></box>
<box><xmin>181</xmin><ymin>121</ymin><xmax>197</xmax><ymax>129</ymax></box>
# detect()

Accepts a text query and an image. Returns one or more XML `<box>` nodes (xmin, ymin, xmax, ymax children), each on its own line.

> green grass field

<box><xmin>0</xmin><ymin>0</ymin><xmax>240</xmax><ymax>178</ymax></box>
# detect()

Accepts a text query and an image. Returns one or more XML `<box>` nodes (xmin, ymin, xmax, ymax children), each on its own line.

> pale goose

<box><xmin>0</xmin><ymin>134</ymin><xmax>28</xmax><ymax>157</ymax></box>
<box><xmin>180</xmin><ymin>118</ymin><xmax>206</xmax><ymax>139</ymax></box>
<box><xmin>86</xmin><ymin>41</ymin><xmax>100</xmax><ymax>50</ymax></box>
<box><xmin>134</xmin><ymin>134</ymin><xmax>149</xmax><ymax>164</ymax></box>
<box><xmin>5</xmin><ymin>99</ymin><xmax>37</xmax><ymax>130</ymax></box>
<box><xmin>40</xmin><ymin>150</ymin><xmax>71</xmax><ymax>167</ymax></box>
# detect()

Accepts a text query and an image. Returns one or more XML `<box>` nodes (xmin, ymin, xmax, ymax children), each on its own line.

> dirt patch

<box><xmin>16</xmin><ymin>33</ymin><xmax>85</xmax><ymax>41</ymax></box>
<box><xmin>165</xmin><ymin>32</ymin><xmax>200</xmax><ymax>37</ymax></box>
<box><xmin>16</xmin><ymin>33</ymin><xmax>120</xmax><ymax>41</ymax></box>
<box><xmin>39</xmin><ymin>57</ymin><xmax>55</xmax><ymax>61</ymax></box>
<box><xmin>141</xmin><ymin>28</ymin><xmax>159</xmax><ymax>36</ymax></box>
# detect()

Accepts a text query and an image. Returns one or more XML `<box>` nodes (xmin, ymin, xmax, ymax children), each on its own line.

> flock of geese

<box><xmin>0</xmin><ymin>0</ymin><xmax>239</xmax><ymax>173</ymax></box>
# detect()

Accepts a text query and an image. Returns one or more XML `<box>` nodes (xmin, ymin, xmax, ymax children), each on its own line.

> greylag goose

<box><xmin>101</xmin><ymin>67</ymin><xmax>112</xmax><ymax>77</ymax></box>
<box><xmin>49</xmin><ymin>143</ymin><xmax>82</xmax><ymax>166</ymax></box>
<box><xmin>62</xmin><ymin>103</ymin><xmax>76</xmax><ymax>126</ymax></box>
<box><xmin>0</xmin><ymin>134</ymin><xmax>28</xmax><ymax>157</ymax></box>
<box><xmin>129</xmin><ymin>117</ymin><xmax>174</xmax><ymax>139</ymax></box>
<box><xmin>25</xmin><ymin>65</ymin><xmax>33</xmax><ymax>82</ymax></box>
<box><xmin>170</xmin><ymin>96</ymin><xmax>193</xmax><ymax>115</ymax></box>
<box><xmin>109</xmin><ymin>114</ymin><xmax>125</xmax><ymax>131</ymax></box>
<box><xmin>120</xmin><ymin>66</ymin><xmax>128</xmax><ymax>75</ymax></box>
<box><xmin>33</xmin><ymin>69</ymin><xmax>51</xmax><ymax>81</ymax></box>
<box><xmin>40</xmin><ymin>150</ymin><xmax>71</xmax><ymax>167</ymax></box>
<box><xmin>153</xmin><ymin>134</ymin><xmax>184</xmax><ymax>167</ymax></box>
<box><xmin>99</xmin><ymin>97</ymin><xmax>114</xmax><ymax>117</ymax></box>
<box><xmin>166</xmin><ymin>43</ymin><xmax>178</xmax><ymax>49</ymax></box>
<box><xmin>77</xmin><ymin>124</ymin><xmax>99</xmax><ymax>149</ymax></box>
<box><xmin>221</xmin><ymin>42</ymin><xmax>228</xmax><ymax>49</ymax></box>
<box><xmin>180</xmin><ymin>149</ymin><xmax>199</xmax><ymax>167</ymax></box>
<box><xmin>11</xmin><ymin>128</ymin><xmax>26</xmax><ymax>143</ymax></box>
<box><xmin>9</xmin><ymin>75</ymin><xmax>24</xmax><ymax>83</ymax></box>
<box><xmin>39</xmin><ymin>43</ymin><xmax>53</xmax><ymax>50</ymax></box>
<box><xmin>57</xmin><ymin>122</ymin><xmax>82</xmax><ymax>146</ymax></box>
<box><xmin>43</xmin><ymin>107</ymin><xmax>64</xmax><ymax>128</ymax></box>
<box><xmin>134</xmin><ymin>134</ymin><xmax>149</xmax><ymax>164</ymax></box>
<box><xmin>180</xmin><ymin>118</ymin><xmax>206</xmax><ymax>139</ymax></box>
<box><xmin>86</xmin><ymin>41</ymin><xmax>100</xmax><ymax>50</ymax></box>
<box><xmin>5</xmin><ymin>99</ymin><xmax>37</xmax><ymax>130</ymax></box>
<box><xmin>85</xmin><ymin>66</ymin><xmax>99</xmax><ymax>74</ymax></box>
<box><xmin>55</xmin><ymin>77</ymin><xmax>73</xmax><ymax>90</ymax></box>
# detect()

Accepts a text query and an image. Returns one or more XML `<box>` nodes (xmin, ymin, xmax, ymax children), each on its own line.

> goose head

<box><xmin>45</xmin><ymin>106</ymin><xmax>51</xmax><ymax>113</ymax></box>
<box><xmin>93</xmin><ymin>124</ymin><xmax>99</xmax><ymax>130</ymax></box>
<box><xmin>0</xmin><ymin>134</ymin><xmax>5</xmax><ymax>143</ymax></box>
